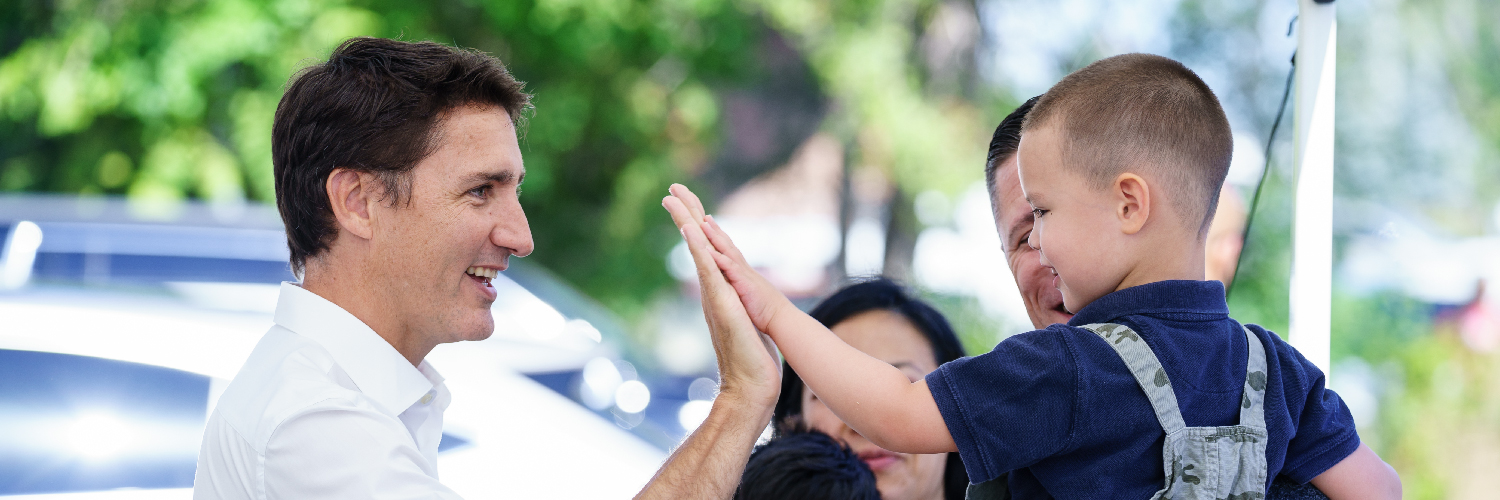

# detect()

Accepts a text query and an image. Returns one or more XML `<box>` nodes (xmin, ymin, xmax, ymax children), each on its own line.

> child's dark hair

<box><xmin>734</xmin><ymin>428</ymin><xmax>880</xmax><ymax>500</ymax></box>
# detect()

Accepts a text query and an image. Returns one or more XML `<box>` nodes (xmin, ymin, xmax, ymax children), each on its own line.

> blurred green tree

<box><xmin>0</xmin><ymin>0</ymin><xmax>998</xmax><ymax>322</ymax></box>
<box><xmin>0</xmin><ymin>0</ymin><xmax>770</xmax><ymax>320</ymax></box>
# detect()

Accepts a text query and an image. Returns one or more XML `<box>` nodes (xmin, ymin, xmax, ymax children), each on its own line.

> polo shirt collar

<box><xmin>273</xmin><ymin>282</ymin><xmax>442</xmax><ymax>417</ymax></box>
<box><xmin>1067</xmin><ymin>280</ymin><xmax>1229</xmax><ymax>327</ymax></box>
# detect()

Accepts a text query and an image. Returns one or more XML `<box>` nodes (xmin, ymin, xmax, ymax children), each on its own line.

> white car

<box><xmin>0</xmin><ymin>196</ymin><xmax>686</xmax><ymax>499</ymax></box>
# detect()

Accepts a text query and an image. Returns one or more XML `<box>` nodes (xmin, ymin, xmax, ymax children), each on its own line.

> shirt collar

<box><xmin>1067</xmin><ymin>280</ymin><xmax>1229</xmax><ymax>327</ymax></box>
<box><xmin>273</xmin><ymin>282</ymin><xmax>442</xmax><ymax>417</ymax></box>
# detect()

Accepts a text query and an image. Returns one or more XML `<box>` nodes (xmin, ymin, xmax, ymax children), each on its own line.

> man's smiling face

<box><xmin>991</xmin><ymin>153</ymin><xmax>1073</xmax><ymax>329</ymax></box>
<box><xmin>1017</xmin><ymin>124</ymin><xmax>1133</xmax><ymax>315</ymax></box>
<box><xmin>369</xmin><ymin>105</ymin><xmax>533</xmax><ymax>345</ymax></box>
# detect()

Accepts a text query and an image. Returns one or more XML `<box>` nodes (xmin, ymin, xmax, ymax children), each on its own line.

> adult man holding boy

<box><xmin>667</xmin><ymin>53</ymin><xmax>1401</xmax><ymax>498</ymax></box>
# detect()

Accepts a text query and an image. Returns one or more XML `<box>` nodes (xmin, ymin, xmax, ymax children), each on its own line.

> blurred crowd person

<box><xmin>734</xmin><ymin>429</ymin><xmax>881</xmax><ymax>500</ymax></box>
<box><xmin>771</xmin><ymin>278</ymin><xmax>972</xmax><ymax>500</ymax></box>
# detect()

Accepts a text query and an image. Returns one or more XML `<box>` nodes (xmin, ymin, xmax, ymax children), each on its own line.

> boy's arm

<box><xmin>1307</xmin><ymin>443</ymin><xmax>1401</xmax><ymax>500</ymax></box>
<box><xmin>663</xmin><ymin>185</ymin><xmax>957</xmax><ymax>455</ymax></box>
<box><xmin>728</xmin><ymin>279</ymin><xmax>956</xmax><ymax>454</ymax></box>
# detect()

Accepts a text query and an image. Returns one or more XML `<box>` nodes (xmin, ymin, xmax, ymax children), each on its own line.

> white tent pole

<box><xmin>1290</xmin><ymin>0</ymin><xmax>1337</xmax><ymax>379</ymax></box>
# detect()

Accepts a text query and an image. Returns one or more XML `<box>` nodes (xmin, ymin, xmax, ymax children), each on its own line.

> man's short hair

<box><xmin>983</xmin><ymin>95</ymin><xmax>1040</xmax><ymax>197</ymax></box>
<box><xmin>734</xmin><ymin>429</ymin><xmax>880</xmax><ymax>500</ymax></box>
<box><xmin>1021</xmin><ymin>53</ymin><xmax>1232</xmax><ymax>233</ymax></box>
<box><xmin>272</xmin><ymin>37</ymin><xmax>532</xmax><ymax>275</ymax></box>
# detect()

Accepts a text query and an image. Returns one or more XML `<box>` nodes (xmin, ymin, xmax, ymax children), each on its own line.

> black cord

<box><xmin>1227</xmin><ymin>50</ymin><xmax>1296</xmax><ymax>300</ymax></box>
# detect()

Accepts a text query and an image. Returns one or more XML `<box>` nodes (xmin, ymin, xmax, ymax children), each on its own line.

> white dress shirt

<box><xmin>194</xmin><ymin>283</ymin><xmax>462</xmax><ymax>499</ymax></box>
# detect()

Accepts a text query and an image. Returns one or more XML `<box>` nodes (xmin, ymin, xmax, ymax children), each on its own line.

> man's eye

<box><xmin>1031</xmin><ymin>208</ymin><xmax>1048</xmax><ymax>218</ymax></box>
<box><xmin>469</xmin><ymin>185</ymin><xmax>490</xmax><ymax>198</ymax></box>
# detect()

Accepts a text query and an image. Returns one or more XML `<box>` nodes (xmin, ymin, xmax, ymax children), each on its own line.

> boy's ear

<box><xmin>326</xmin><ymin>168</ymin><xmax>377</xmax><ymax>241</ymax></box>
<box><xmin>1114</xmin><ymin>173</ymin><xmax>1150</xmax><ymax>235</ymax></box>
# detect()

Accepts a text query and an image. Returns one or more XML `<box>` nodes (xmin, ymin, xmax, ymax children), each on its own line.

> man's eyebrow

<box><xmin>459</xmin><ymin>169</ymin><xmax>521</xmax><ymax>186</ymax></box>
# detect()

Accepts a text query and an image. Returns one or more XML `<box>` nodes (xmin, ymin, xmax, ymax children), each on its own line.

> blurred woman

<box><xmin>773</xmin><ymin>277</ymin><xmax>970</xmax><ymax>500</ymax></box>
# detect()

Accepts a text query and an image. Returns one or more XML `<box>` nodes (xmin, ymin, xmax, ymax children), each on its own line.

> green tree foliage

<box><xmin>0</xmin><ymin>0</ymin><xmax>996</xmax><ymax>320</ymax></box>
<box><xmin>0</xmin><ymin>0</ymin><xmax>768</xmax><ymax>318</ymax></box>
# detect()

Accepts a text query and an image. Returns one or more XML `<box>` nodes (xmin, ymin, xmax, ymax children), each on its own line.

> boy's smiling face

<box><xmin>1016</xmin><ymin>124</ymin><xmax>1134</xmax><ymax>313</ymax></box>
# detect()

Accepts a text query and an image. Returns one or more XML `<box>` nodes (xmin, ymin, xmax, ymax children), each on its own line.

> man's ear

<box><xmin>1114</xmin><ymin>173</ymin><xmax>1151</xmax><ymax>235</ymax></box>
<box><xmin>326</xmin><ymin>168</ymin><xmax>376</xmax><ymax>241</ymax></box>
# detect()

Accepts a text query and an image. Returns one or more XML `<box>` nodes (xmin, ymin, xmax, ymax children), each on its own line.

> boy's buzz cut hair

<box><xmin>1022</xmin><ymin>53</ymin><xmax>1232</xmax><ymax>234</ymax></box>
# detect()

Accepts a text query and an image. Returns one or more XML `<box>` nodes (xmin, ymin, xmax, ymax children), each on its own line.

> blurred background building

<box><xmin>2</xmin><ymin>0</ymin><xmax>1499</xmax><ymax>498</ymax></box>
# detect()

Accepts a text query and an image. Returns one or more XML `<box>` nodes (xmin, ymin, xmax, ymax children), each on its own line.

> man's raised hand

<box><xmin>661</xmin><ymin>184</ymin><xmax>779</xmax><ymax>405</ymax></box>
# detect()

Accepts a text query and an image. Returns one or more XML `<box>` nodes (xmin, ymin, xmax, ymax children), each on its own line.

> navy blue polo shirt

<box><xmin>926</xmin><ymin>280</ymin><xmax>1359</xmax><ymax>499</ymax></box>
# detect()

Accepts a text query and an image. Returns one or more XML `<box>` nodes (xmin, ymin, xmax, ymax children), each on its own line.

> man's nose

<box><xmin>493</xmin><ymin>198</ymin><xmax>534</xmax><ymax>258</ymax></box>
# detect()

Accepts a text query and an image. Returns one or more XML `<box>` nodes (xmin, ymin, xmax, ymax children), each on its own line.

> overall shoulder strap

<box><xmin>1239</xmin><ymin>325</ymin><xmax>1269</xmax><ymax>428</ymax></box>
<box><xmin>1081</xmin><ymin>323</ymin><xmax>1185</xmax><ymax>434</ymax></box>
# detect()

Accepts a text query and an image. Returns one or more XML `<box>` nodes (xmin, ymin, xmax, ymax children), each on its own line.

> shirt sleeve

<box><xmin>925</xmin><ymin>328</ymin><xmax>1077</xmax><ymax>483</ymax></box>
<box><xmin>264</xmin><ymin>406</ymin><xmax>464</xmax><ymax>500</ymax></box>
<box><xmin>1271</xmin><ymin>333</ymin><xmax>1362</xmax><ymax>483</ymax></box>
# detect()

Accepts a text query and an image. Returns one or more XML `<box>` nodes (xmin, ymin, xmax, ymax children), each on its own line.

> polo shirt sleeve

<box><xmin>925</xmin><ymin>328</ymin><xmax>1077</xmax><ymax>483</ymax></box>
<box><xmin>1269</xmin><ymin>331</ymin><xmax>1362</xmax><ymax>483</ymax></box>
<box><xmin>264</xmin><ymin>406</ymin><xmax>464</xmax><ymax>499</ymax></box>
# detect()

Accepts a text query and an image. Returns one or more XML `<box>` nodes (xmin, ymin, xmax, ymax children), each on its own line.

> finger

<box><xmin>702</xmin><ymin>215</ymin><xmax>750</xmax><ymax>265</ymax></box>
<box><xmin>710</xmin><ymin>250</ymin><xmax>746</xmax><ymax>285</ymax></box>
<box><xmin>662</xmin><ymin>196</ymin><xmax>699</xmax><ymax>233</ymax></box>
<box><xmin>665</xmin><ymin>197</ymin><xmax>721</xmax><ymax>276</ymax></box>
<box><xmin>669</xmin><ymin>183</ymin><xmax>709</xmax><ymax>223</ymax></box>
<box><xmin>666</xmin><ymin>197</ymin><xmax>742</xmax><ymax>291</ymax></box>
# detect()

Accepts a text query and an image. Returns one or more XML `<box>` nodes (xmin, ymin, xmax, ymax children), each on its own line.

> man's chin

<box><xmin>1045</xmin><ymin>308</ymin><xmax>1074</xmax><ymax>327</ymax></box>
<box><xmin>450</xmin><ymin>314</ymin><xmax>495</xmax><ymax>343</ymax></box>
<box><xmin>1026</xmin><ymin>298</ymin><xmax>1075</xmax><ymax>328</ymax></box>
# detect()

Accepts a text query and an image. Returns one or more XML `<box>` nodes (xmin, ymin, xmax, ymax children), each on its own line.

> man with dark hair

<box><xmin>983</xmin><ymin>95</ymin><xmax>1073</xmax><ymax>333</ymax></box>
<box><xmin>193</xmin><ymin>37</ymin><xmax>782</xmax><ymax>499</ymax></box>
<box><xmin>735</xmin><ymin>429</ymin><xmax>881</xmax><ymax>500</ymax></box>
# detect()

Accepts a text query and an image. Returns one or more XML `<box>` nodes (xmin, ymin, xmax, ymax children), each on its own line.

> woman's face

<box><xmin>802</xmin><ymin>309</ymin><xmax>947</xmax><ymax>500</ymax></box>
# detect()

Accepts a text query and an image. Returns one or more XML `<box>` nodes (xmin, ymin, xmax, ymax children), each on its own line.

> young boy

<box><xmin>663</xmin><ymin>53</ymin><xmax>1400</xmax><ymax>499</ymax></box>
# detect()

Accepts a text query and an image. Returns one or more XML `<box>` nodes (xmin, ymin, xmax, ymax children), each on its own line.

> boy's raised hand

<box><xmin>662</xmin><ymin>184</ymin><xmax>780</xmax><ymax>401</ymax></box>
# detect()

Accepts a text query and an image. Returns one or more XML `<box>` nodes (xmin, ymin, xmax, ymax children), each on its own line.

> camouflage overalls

<box><xmin>967</xmin><ymin>323</ymin><xmax>1294</xmax><ymax>500</ymax></box>
<box><xmin>1081</xmin><ymin>322</ymin><xmax>1270</xmax><ymax>500</ymax></box>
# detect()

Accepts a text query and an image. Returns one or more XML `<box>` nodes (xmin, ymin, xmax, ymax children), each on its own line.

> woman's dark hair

<box><xmin>735</xmin><ymin>428</ymin><xmax>880</xmax><ymax>500</ymax></box>
<box><xmin>772</xmin><ymin>277</ymin><xmax>970</xmax><ymax>499</ymax></box>
<box><xmin>272</xmin><ymin>37</ymin><xmax>532</xmax><ymax>276</ymax></box>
